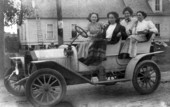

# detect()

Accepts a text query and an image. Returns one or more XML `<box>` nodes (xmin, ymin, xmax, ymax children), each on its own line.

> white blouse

<box><xmin>106</xmin><ymin>24</ymin><xmax>117</xmax><ymax>39</ymax></box>
<box><xmin>132</xmin><ymin>20</ymin><xmax>158</xmax><ymax>34</ymax></box>
<box><xmin>120</xmin><ymin>17</ymin><xmax>137</xmax><ymax>33</ymax></box>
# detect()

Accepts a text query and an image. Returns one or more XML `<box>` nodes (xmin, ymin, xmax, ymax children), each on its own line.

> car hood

<box><xmin>30</xmin><ymin>49</ymin><xmax>66</xmax><ymax>60</ymax></box>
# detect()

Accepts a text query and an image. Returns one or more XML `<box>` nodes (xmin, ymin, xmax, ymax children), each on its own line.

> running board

<box><xmin>94</xmin><ymin>79</ymin><xmax>130</xmax><ymax>85</ymax></box>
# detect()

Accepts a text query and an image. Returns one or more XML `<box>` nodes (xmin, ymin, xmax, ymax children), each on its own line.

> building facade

<box><xmin>19</xmin><ymin>0</ymin><xmax>170</xmax><ymax>47</ymax></box>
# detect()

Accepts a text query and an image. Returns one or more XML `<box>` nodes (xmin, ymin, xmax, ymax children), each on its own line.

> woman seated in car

<box><xmin>120</xmin><ymin>11</ymin><xmax>158</xmax><ymax>58</ymax></box>
<box><xmin>83</xmin><ymin>11</ymin><xmax>128</xmax><ymax>65</ymax></box>
<box><xmin>120</xmin><ymin>7</ymin><xmax>137</xmax><ymax>36</ymax></box>
<box><xmin>77</xmin><ymin>12</ymin><xmax>106</xmax><ymax>65</ymax></box>
<box><xmin>102</xmin><ymin>11</ymin><xmax>127</xmax><ymax>44</ymax></box>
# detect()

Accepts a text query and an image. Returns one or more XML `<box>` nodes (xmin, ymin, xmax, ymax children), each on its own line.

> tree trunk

<box><xmin>0</xmin><ymin>0</ymin><xmax>4</xmax><ymax>78</ymax></box>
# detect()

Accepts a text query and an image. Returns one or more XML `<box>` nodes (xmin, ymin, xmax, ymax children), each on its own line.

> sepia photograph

<box><xmin>0</xmin><ymin>0</ymin><xmax>170</xmax><ymax>107</ymax></box>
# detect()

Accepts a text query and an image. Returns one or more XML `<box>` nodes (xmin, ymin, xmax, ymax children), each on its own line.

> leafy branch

<box><xmin>4</xmin><ymin>0</ymin><xmax>33</xmax><ymax>26</ymax></box>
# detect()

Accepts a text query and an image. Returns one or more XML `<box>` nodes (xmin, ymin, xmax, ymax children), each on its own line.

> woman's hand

<box><xmin>143</xmin><ymin>29</ymin><xmax>149</xmax><ymax>33</ymax></box>
<box><xmin>126</xmin><ymin>29</ymin><xmax>132</xmax><ymax>35</ymax></box>
<box><xmin>80</xmin><ymin>32</ymin><xmax>88</xmax><ymax>38</ymax></box>
<box><xmin>103</xmin><ymin>23</ymin><xmax>109</xmax><ymax>28</ymax></box>
<box><xmin>137</xmin><ymin>29</ymin><xmax>149</xmax><ymax>34</ymax></box>
<box><xmin>89</xmin><ymin>33</ymin><xmax>97</xmax><ymax>38</ymax></box>
<box><xmin>117</xmin><ymin>32</ymin><xmax>121</xmax><ymax>37</ymax></box>
<box><xmin>87</xmin><ymin>32</ymin><xmax>90</xmax><ymax>36</ymax></box>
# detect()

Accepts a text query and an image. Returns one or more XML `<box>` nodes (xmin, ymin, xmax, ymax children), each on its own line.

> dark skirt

<box><xmin>84</xmin><ymin>39</ymin><xmax>107</xmax><ymax>65</ymax></box>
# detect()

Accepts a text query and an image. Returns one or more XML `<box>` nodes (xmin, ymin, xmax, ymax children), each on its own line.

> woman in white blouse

<box><xmin>120</xmin><ymin>7</ymin><xmax>137</xmax><ymax>36</ymax></box>
<box><xmin>120</xmin><ymin>11</ymin><xmax>158</xmax><ymax>58</ymax></box>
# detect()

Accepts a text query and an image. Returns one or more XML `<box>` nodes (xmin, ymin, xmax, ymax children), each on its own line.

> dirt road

<box><xmin>1</xmin><ymin>72</ymin><xmax>170</xmax><ymax>107</ymax></box>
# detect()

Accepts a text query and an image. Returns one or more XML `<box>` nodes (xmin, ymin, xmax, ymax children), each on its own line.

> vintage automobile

<box><xmin>4</xmin><ymin>26</ymin><xmax>163</xmax><ymax>107</ymax></box>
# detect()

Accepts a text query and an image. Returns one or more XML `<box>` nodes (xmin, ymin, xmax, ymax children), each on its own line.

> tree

<box><xmin>4</xmin><ymin>0</ymin><xmax>33</xmax><ymax>26</ymax></box>
<box><xmin>0</xmin><ymin>0</ymin><xmax>5</xmax><ymax>78</ymax></box>
<box><xmin>4</xmin><ymin>0</ymin><xmax>20</xmax><ymax>26</ymax></box>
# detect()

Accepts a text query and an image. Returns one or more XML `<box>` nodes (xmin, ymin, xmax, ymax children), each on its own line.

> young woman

<box><xmin>103</xmin><ymin>11</ymin><xmax>127</xmax><ymax>44</ymax></box>
<box><xmin>120</xmin><ymin>11</ymin><xmax>158</xmax><ymax>58</ymax></box>
<box><xmin>84</xmin><ymin>12</ymin><xmax>128</xmax><ymax>65</ymax></box>
<box><xmin>78</xmin><ymin>13</ymin><xmax>105</xmax><ymax>65</ymax></box>
<box><xmin>120</xmin><ymin>7</ymin><xmax>137</xmax><ymax>37</ymax></box>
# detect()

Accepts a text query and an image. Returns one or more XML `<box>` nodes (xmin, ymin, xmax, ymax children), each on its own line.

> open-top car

<box><xmin>4</xmin><ymin>25</ymin><xmax>163</xmax><ymax>107</ymax></box>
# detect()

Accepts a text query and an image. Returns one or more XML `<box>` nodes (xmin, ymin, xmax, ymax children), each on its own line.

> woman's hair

<box><xmin>87</xmin><ymin>12</ymin><xmax>99</xmax><ymax>22</ymax></box>
<box><xmin>107</xmin><ymin>11</ymin><xmax>120</xmax><ymax>24</ymax></box>
<box><xmin>122</xmin><ymin>7</ymin><xmax>133</xmax><ymax>15</ymax></box>
<box><xmin>137</xmin><ymin>11</ymin><xmax>147</xmax><ymax>19</ymax></box>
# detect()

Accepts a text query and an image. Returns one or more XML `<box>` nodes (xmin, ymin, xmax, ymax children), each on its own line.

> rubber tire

<box><xmin>4</xmin><ymin>68</ymin><xmax>25</xmax><ymax>96</ymax></box>
<box><xmin>25</xmin><ymin>68</ymin><xmax>66</xmax><ymax>107</ymax></box>
<box><xmin>132</xmin><ymin>60</ymin><xmax>161</xmax><ymax>95</ymax></box>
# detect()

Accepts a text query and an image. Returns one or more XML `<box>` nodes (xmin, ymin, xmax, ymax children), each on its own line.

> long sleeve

<box><xmin>120</xmin><ymin>25</ymin><xmax>128</xmax><ymax>40</ymax></box>
<box><xmin>102</xmin><ymin>25</ymin><xmax>109</xmax><ymax>39</ymax></box>
<box><xmin>147</xmin><ymin>21</ymin><xmax>158</xmax><ymax>33</ymax></box>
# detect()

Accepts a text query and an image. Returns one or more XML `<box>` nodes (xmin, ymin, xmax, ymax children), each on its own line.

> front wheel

<box><xmin>25</xmin><ymin>68</ymin><xmax>66</xmax><ymax>107</ymax></box>
<box><xmin>132</xmin><ymin>60</ymin><xmax>161</xmax><ymax>94</ymax></box>
<box><xmin>4</xmin><ymin>68</ymin><xmax>25</xmax><ymax>96</ymax></box>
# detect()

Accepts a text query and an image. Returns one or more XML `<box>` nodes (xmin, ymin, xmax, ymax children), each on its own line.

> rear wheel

<box><xmin>132</xmin><ymin>60</ymin><xmax>161</xmax><ymax>94</ymax></box>
<box><xmin>25</xmin><ymin>68</ymin><xmax>66</xmax><ymax>107</ymax></box>
<box><xmin>4</xmin><ymin>68</ymin><xmax>25</xmax><ymax>96</ymax></box>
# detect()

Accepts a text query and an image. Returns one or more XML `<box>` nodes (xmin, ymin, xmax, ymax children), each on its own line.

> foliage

<box><xmin>4</xmin><ymin>0</ymin><xmax>33</xmax><ymax>26</ymax></box>
<box><xmin>4</xmin><ymin>0</ymin><xmax>19</xmax><ymax>26</ymax></box>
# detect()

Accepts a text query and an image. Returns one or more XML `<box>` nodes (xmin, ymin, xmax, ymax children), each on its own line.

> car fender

<box><xmin>30</xmin><ymin>60</ymin><xmax>93</xmax><ymax>85</ymax></box>
<box><xmin>125</xmin><ymin>51</ymin><xmax>163</xmax><ymax>80</ymax></box>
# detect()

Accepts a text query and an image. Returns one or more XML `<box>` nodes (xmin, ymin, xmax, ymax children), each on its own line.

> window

<box><xmin>155</xmin><ymin>24</ymin><xmax>160</xmax><ymax>36</ymax></box>
<box><xmin>46</xmin><ymin>24</ymin><xmax>54</xmax><ymax>40</ymax></box>
<box><xmin>155</xmin><ymin>0</ymin><xmax>160</xmax><ymax>11</ymax></box>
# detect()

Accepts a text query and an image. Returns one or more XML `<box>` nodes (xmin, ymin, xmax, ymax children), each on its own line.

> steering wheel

<box><xmin>70</xmin><ymin>25</ymin><xmax>88</xmax><ymax>45</ymax></box>
<box><xmin>75</xmin><ymin>25</ymin><xmax>88</xmax><ymax>38</ymax></box>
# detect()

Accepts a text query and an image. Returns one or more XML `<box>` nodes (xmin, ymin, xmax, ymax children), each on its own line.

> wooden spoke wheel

<box><xmin>4</xmin><ymin>68</ymin><xmax>25</xmax><ymax>96</ymax></box>
<box><xmin>132</xmin><ymin>60</ymin><xmax>161</xmax><ymax>94</ymax></box>
<box><xmin>25</xmin><ymin>68</ymin><xmax>66</xmax><ymax>107</ymax></box>
<box><xmin>75</xmin><ymin>25</ymin><xmax>88</xmax><ymax>38</ymax></box>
